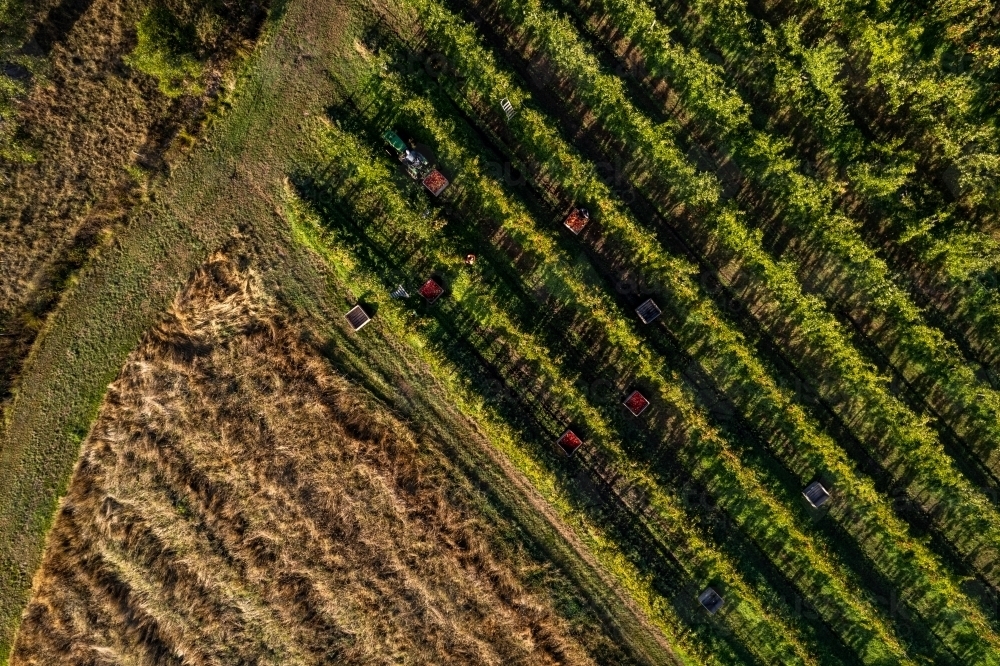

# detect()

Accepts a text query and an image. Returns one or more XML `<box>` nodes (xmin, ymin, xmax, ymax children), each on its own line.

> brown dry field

<box><xmin>10</xmin><ymin>255</ymin><xmax>598</xmax><ymax>665</ymax></box>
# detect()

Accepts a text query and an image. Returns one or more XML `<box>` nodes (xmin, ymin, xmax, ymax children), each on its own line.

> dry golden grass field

<box><xmin>10</xmin><ymin>256</ymin><xmax>605</xmax><ymax>665</ymax></box>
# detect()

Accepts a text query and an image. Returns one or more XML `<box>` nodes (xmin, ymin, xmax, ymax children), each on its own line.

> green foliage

<box><xmin>0</xmin><ymin>0</ymin><xmax>26</xmax><ymax>47</ymax></box>
<box><xmin>846</xmin><ymin>141</ymin><xmax>917</xmax><ymax>201</ymax></box>
<box><xmin>569</xmin><ymin>0</ymin><xmax>1000</xmax><ymax>549</ymax></box>
<box><xmin>194</xmin><ymin>8</ymin><xmax>225</xmax><ymax>50</ymax></box>
<box><xmin>126</xmin><ymin>6</ymin><xmax>204</xmax><ymax>97</ymax></box>
<box><xmin>355</xmin><ymin>5</ymin><xmax>1000</xmax><ymax>661</ymax></box>
<box><xmin>414</xmin><ymin>0</ymin><xmax>1000</xmax><ymax>659</ymax></box>
<box><xmin>669</xmin><ymin>0</ymin><xmax>1000</xmax><ymax>362</ymax></box>
<box><xmin>768</xmin><ymin>21</ymin><xmax>859</xmax><ymax>160</ymax></box>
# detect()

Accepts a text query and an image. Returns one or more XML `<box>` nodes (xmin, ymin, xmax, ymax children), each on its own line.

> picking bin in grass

<box><xmin>623</xmin><ymin>390</ymin><xmax>650</xmax><ymax>416</ymax></box>
<box><xmin>636</xmin><ymin>299</ymin><xmax>662</xmax><ymax>324</ymax></box>
<box><xmin>556</xmin><ymin>429</ymin><xmax>583</xmax><ymax>456</ymax></box>
<box><xmin>698</xmin><ymin>587</ymin><xmax>724</xmax><ymax>614</ymax></box>
<box><xmin>419</xmin><ymin>278</ymin><xmax>445</xmax><ymax>303</ymax></box>
<box><xmin>345</xmin><ymin>305</ymin><xmax>371</xmax><ymax>331</ymax></box>
<box><xmin>803</xmin><ymin>481</ymin><xmax>831</xmax><ymax>508</ymax></box>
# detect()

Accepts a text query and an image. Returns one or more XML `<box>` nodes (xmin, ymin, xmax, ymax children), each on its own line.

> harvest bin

<box><xmin>623</xmin><ymin>390</ymin><xmax>650</xmax><ymax>416</ymax></box>
<box><xmin>345</xmin><ymin>305</ymin><xmax>371</xmax><ymax>331</ymax></box>
<box><xmin>636</xmin><ymin>299</ymin><xmax>662</xmax><ymax>324</ymax></box>
<box><xmin>422</xmin><ymin>169</ymin><xmax>449</xmax><ymax>196</ymax></box>
<box><xmin>698</xmin><ymin>587</ymin><xmax>724</xmax><ymax>614</ymax></box>
<box><xmin>501</xmin><ymin>97</ymin><xmax>516</xmax><ymax>119</ymax></box>
<box><xmin>564</xmin><ymin>207</ymin><xmax>590</xmax><ymax>235</ymax></box>
<box><xmin>556</xmin><ymin>429</ymin><xmax>584</xmax><ymax>456</ymax></box>
<box><xmin>419</xmin><ymin>278</ymin><xmax>445</xmax><ymax>303</ymax></box>
<box><xmin>803</xmin><ymin>481</ymin><xmax>831</xmax><ymax>508</ymax></box>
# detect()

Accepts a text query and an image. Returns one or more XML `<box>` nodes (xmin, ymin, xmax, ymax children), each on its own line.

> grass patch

<box><xmin>126</xmin><ymin>6</ymin><xmax>204</xmax><ymax>97</ymax></box>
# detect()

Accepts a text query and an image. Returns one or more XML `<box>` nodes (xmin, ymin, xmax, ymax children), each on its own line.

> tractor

<box><xmin>382</xmin><ymin>129</ymin><xmax>450</xmax><ymax>196</ymax></box>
